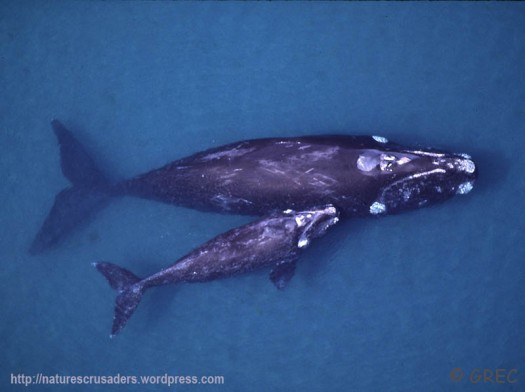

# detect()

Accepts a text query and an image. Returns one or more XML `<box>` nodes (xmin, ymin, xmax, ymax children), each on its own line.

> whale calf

<box><xmin>94</xmin><ymin>205</ymin><xmax>339</xmax><ymax>336</ymax></box>
<box><xmin>31</xmin><ymin>120</ymin><xmax>478</xmax><ymax>253</ymax></box>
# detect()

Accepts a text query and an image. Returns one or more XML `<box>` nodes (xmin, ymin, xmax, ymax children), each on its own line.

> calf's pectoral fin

<box><xmin>269</xmin><ymin>258</ymin><xmax>297</xmax><ymax>290</ymax></box>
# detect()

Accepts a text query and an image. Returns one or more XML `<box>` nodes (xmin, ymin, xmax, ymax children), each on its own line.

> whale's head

<box><xmin>356</xmin><ymin>136</ymin><xmax>478</xmax><ymax>216</ymax></box>
<box><xmin>283</xmin><ymin>205</ymin><xmax>340</xmax><ymax>249</ymax></box>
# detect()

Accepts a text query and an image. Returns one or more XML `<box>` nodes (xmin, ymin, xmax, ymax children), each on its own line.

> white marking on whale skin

<box><xmin>378</xmin><ymin>168</ymin><xmax>447</xmax><ymax>201</ymax></box>
<box><xmin>211</xmin><ymin>194</ymin><xmax>253</xmax><ymax>210</ymax></box>
<box><xmin>407</xmin><ymin>150</ymin><xmax>446</xmax><ymax>158</ymax></box>
<box><xmin>295</xmin><ymin>216</ymin><xmax>306</xmax><ymax>227</ymax></box>
<box><xmin>219</xmin><ymin>170</ymin><xmax>243</xmax><ymax>186</ymax></box>
<box><xmin>308</xmin><ymin>173</ymin><xmax>338</xmax><ymax>187</ymax></box>
<box><xmin>372</xmin><ymin>135</ymin><xmax>388</xmax><ymax>143</ymax></box>
<box><xmin>220</xmin><ymin>171</ymin><xmax>241</xmax><ymax>179</ymax></box>
<box><xmin>457</xmin><ymin>181</ymin><xmax>474</xmax><ymax>195</ymax></box>
<box><xmin>200</xmin><ymin>147</ymin><xmax>256</xmax><ymax>162</ymax></box>
<box><xmin>357</xmin><ymin>153</ymin><xmax>380</xmax><ymax>172</ymax></box>
<box><xmin>406</xmin><ymin>168</ymin><xmax>446</xmax><ymax>180</ymax></box>
<box><xmin>258</xmin><ymin>159</ymin><xmax>289</xmax><ymax>175</ymax></box>
<box><xmin>258</xmin><ymin>148</ymin><xmax>339</xmax><ymax>178</ymax></box>
<box><xmin>297</xmin><ymin>147</ymin><xmax>340</xmax><ymax>162</ymax></box>
<box><xmin>277</xmin><ymin>141</ymin><xmax>299</xmax><ymax>148</ymax></box>
<box><xmin>241</xmin><ymin>221</ymin><xmax>296</xmax><ymax>248</ymax></box>
<box><xmin>458</xmin><ymin>159</ymin><xmax>476</xmax><ymax>174</ymax></box>
<box><xmin>397</xmin><ymin>156</ymin><xmax>411</xmax><ymax>165</ymax></box>
<box><xmin>369</xmin><ymin>201</ymin><xmax>386</xmax><ymax>215</ymax></box>
<box><xmin>403</xmin><ymin>189</ymin><xmax>412</xmax><ymax>201</ymax></box>
<box><xmin>261</xmin><ymin>226</ymin><xmax>275</xmax><ymax>239</ymax></box>
<box><xmin>297</xmin><ymin>237</ymin><xmax>309</xmax><ymax>248</ymax></box>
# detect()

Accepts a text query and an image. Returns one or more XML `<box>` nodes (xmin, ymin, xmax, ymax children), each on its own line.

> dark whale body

<box><xmin>123</xmin><ymin>134</ymin><xmax>477</xmax><ymax>216</ymax></box>
<box><xmin>31</xmin><ymin>120</ymin><xmax>478</xmax><ymax>253</ymax></box>
<box><xmin>94</xmin><ymin>205</ymin><xmax>339</xmax><ymax>336</ymax></box>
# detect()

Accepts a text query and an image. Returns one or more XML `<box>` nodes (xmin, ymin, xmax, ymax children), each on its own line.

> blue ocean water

<box><xmin>1</xmin><ymin>2</ymin><xmax>524</xmax><ymax>391</ymax></box>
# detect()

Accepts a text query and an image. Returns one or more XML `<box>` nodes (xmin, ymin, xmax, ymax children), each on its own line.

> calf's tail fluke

<box><xmin>30</xmin><ymin>120</ymin><xmax>115</xmax><ymax>254</ymax></box>
<box><xmin>93</xmin><ymin>261</ymin><xmax>146</xmax><ymax>337</ymax></box>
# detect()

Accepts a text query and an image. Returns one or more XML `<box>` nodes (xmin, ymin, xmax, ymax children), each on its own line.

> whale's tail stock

<box><xmin>30</xmin><ymin>120</ymin><xmax>115</xmax><ymax>254</ymax></box>
<box><xmin>93</xmin><ymin>261</ymin><xmax>146</xmax><ymax>337</ymax></box>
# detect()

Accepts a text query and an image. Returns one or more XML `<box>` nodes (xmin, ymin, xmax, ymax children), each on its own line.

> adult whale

<box><xmin>94</xmin><ymin>205</ymin><xmax>339</xmax><ymax>336</ymax></box>
<box><xmin>30</xmin><ymin>120</ymin><xmax>478</xmax><ymax>253</ymax></box>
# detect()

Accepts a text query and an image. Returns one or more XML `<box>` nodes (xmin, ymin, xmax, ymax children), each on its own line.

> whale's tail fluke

<box><xmin>93</xmin><ymin>261</ymin><xmax>146</xmax><ymax>337</ymax></box>
<box><xmin>30</xmin><ymin>120</ymin><xmax>115</xmax><ymax>254</ymax></box>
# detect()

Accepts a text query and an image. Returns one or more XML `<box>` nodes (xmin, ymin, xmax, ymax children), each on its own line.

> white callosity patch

<box><xmin>295</xmin><ymin>215</ymin><xmax>306</xmax><ymax>227</ymax></box>
<box><xmin>324</xmin><ymin>205</ymin><xmax>338</xmax><ymax>216</ymax></box>
<box><xmin>357</xmin><ymin>153</ymin><xmax>380</xmax><ymax>172</ymax></box>
<box><xmin>379</xmin><ymin>154</ymin><xmax>396</xmax><ymax>171</ymax></box>
<box><xmin>372</xmin><ymin>135</ymin><xmax>388</xmax><ymax>143</ymax></box>
<box><xmin>369</xmin><ymin>201</ymin><xmax>386</xmax><ymax>215</ymax></box>
<box><xmin>293</xmin><ymin>205</ymin><xmax>339</xmax><ymax>248</ymax></box>
<box><xmin>297</xmin><ymin>237</ymin><xmax>309</xmax><ymax>248</ymax></box>
<box><xmin>458</xmin><ymin>158</ymin><xmax>476</xmax><ymax>174</ymax></box>
<box><xmin>397</xmin><ymin>156</ymin><xmax>412</xmax><ymax>165</ymax></box>
<box><xmin>457</xmin><ymin>181</ymin><xmax>474</xmax><ymax>195</ymax></box>
<box><xmin>357</xmin><ymin>152</ymin><xmax>412</xmax><ymax>173</ymax></box>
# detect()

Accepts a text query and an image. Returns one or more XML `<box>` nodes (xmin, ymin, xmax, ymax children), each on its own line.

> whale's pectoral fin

<box><xmin>270</xmin><ymin>258</ymin><xmax>297</xmax><ymax>290</ymax></box>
